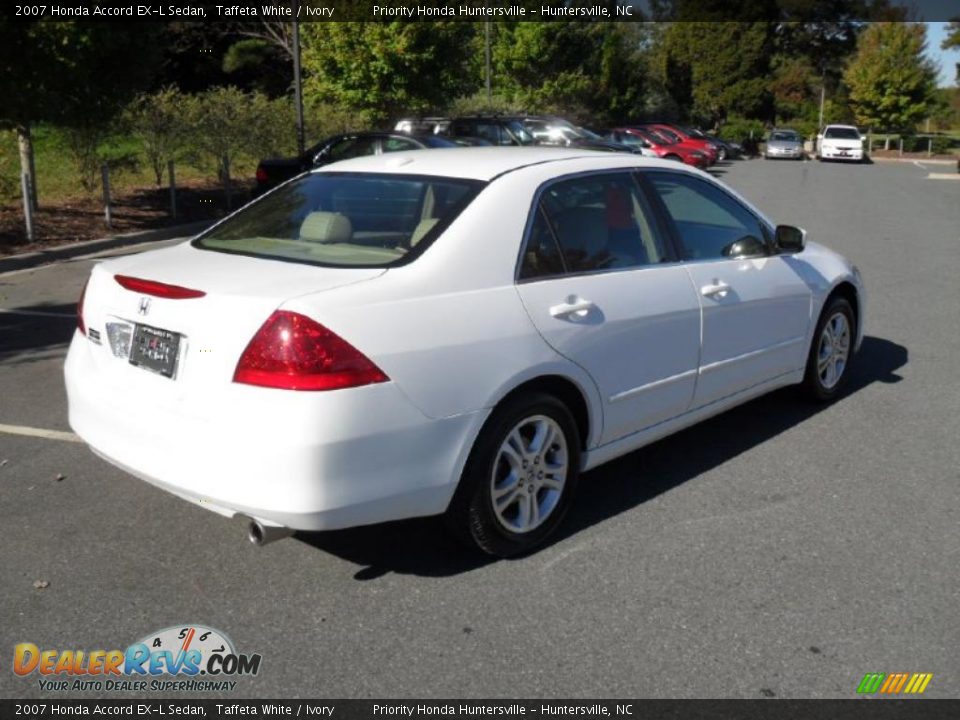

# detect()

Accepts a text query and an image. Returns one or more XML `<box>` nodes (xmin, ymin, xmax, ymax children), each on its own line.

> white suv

<box><xmin>816</xmin><ymin>125</ymin><xmax>864</xmax><ymax>162</ymax></box>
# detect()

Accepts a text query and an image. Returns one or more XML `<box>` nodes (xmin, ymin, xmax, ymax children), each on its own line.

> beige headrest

<box><xmin>299</xmin><ymin>212</ymin><xmax>352</xmax><ymax>243</ymax></box>
<box><xmin>410</xmin><ymin>218</ymin><xmax>439</xmax><ymax>247</ymax></box>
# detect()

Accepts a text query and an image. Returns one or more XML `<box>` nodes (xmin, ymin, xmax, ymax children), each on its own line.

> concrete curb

<box><xmin>0</xmin><ymin>220</ymin><xmax>213</xmax><ymax>275</ymax></box>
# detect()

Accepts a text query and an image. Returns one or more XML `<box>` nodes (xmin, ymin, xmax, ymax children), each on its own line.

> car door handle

<box><xmin>549</xmin><ymin>297</ymin><xmax>596</xmax><ymax>319</ymax></box>
<box><xmin>700</xmin><ymin>281</ymin><xmax>731</xmax><ymax>298</ymax></box>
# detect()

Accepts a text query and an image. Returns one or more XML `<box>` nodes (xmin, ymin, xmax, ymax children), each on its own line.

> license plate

<box><xmin>129</xmin><ymin>324</ymin><xmax>180</xmax><ymax>378</ymax></box>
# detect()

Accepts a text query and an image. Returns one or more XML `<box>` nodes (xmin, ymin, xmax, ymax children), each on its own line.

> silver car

<box><xmin>765</xmin><ymin>129</ymin><xmax>804</xmax><ymax>160</ymax></box>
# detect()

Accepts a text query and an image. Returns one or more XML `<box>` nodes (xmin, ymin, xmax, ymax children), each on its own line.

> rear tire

<box><xmin>802</xmin><ymin>297</ymin><xmax>855</xmax><ymax>402</ymax></box>
<box><xmin>445</xmin><ymin>393</ymin><xmax>581</xmax><ymax>557</ymax></box>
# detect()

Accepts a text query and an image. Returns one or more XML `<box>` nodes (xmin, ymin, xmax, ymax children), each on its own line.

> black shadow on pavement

<box><xmin>297</xmin><ymin>335</ymin><xmax>907</xmax><ymax>578</ymax></box>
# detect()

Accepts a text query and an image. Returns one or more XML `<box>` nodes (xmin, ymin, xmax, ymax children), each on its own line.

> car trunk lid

<box><xmin>79</xmin><ymin>241</ymin><xmax>385</xmax><ymax>398</ymax></box>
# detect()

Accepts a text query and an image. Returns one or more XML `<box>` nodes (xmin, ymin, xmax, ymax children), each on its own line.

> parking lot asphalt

<box><xmin>1</xmin><ymin>157</ymin><xmax>958</xmax><ymax>700</ymax></box>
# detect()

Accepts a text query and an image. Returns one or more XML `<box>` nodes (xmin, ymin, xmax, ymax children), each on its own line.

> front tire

<box><xmin>445</xmin><ymin>393</ymin><xmax>581</xmax><ymax>557</ymax></box>
<box><xmin>803</xmin><ymin>297</ymin><xmax>855</xmax><ymax>401</ymax></box>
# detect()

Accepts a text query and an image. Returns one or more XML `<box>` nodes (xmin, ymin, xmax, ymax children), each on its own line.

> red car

<box><xmin>640</xmin><ymin>123</ymin><xmax>720</xmax><ymax>164</ymax></box>
<box><xmin>609</xmin><ymin>127</ymin><xmax>710</xmax><ymax>169</ymax></box>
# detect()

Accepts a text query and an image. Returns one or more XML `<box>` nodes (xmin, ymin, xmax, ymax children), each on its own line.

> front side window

<box><xmin>503</xmin><ymin>121</ymin><xmax>536</xmax><ymax>145</ymax></box>
<box><xmin>652</xmin><ymin>127</ymin><xmax>681</xmax><ymax>143</ymax></box>
<box><xmin>647</xmin><ymin>172</ymin><xmax>769</xmax><ymax>261</ymax></box>
<box><xmin>196</xmin><ymin>173</ymin><xmax>484</xmax><ymax>267</ymax></box>
<box><xmin>519</xmin><ymin>173</ymin><xmax>670</xmax><ymax>280</ymax></box>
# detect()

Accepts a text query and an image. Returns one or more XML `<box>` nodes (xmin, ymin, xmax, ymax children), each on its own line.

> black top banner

<box><xmin>2</xmin><ymin>700</ymin><xmax>960</xmax><ymax>720</ymax></box>
<box><xmin>5</xmin><ymin>0</ymin><xmax>960</xmax><ymax>22</ymax></box>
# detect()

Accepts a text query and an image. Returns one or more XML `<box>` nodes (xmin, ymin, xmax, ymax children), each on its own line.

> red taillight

<box><xmin>114</xmin><ymin>275</ymin><xmax>206</xmax><ymax>299</ymax></box>
<box><xmin>77</xmin><ymin>278</ymin><xmax>89</xmax><ymax>336</ymax></box>
<box><xmin>255</xmin><ymin>166</ymin><xmax>269</xmax><ymax>183</ymax></box>
<box><xmin>233</xmin><ymin>311</ymin><xmax>388</xmax><ymax>391</ymax></box>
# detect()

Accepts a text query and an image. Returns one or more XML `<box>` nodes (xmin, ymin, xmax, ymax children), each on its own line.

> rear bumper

<box><xmin>64</xmin><ymin>331</ymin><xmax>485</xmax><ymax>531</ymax></box>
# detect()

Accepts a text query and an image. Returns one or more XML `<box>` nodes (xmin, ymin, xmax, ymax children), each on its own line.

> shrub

<box><xmin>123</xmin><ymin>87</ymin><xmax>193</xmax><ymax>185</ymax></box>
<box><xmin>303</xmin><ymin>102</ymin><xmax>366</xmax><ymax>141</ymax></box>
<box><xmin>899</xmin><ymin>135</ymin><xmax>952</xmax><ymax>154</ymax></box>
<box><xmin>930</xmin><ymin>136</ymin><xmax>953</xmax><ymax>155</ymax></box>
<box><xmin>61</xmin><ymin>126</ymin><xmax>105</xmax><ymax>194</ymax></box>
<box><xmin>716</xmin><ymin>116</ymin><xmax>766</xmax><ymax>146</ymax></box>
<box><xmin>447</xmin><ymin>91</ymin><xmax>528</xmax><ymax>119</ymax></box>
<box><xmin>784</xmin><ymin>119</ymin><xmax>818</xmax><ymax>142</ymax></box>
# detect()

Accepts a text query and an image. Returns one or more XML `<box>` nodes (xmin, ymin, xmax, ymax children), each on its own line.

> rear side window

<box><xmin>196</xmin><ymin>173</ymin><xmax>484</xmax><ymax>268</ymax></box>
<box><xmin>327</xmin><ymin>137</ymin><xmax>378</xmax><ymax>162</ymax></box>
<box><xmin>648</xmin><ymin>172</ymin><xmax>769</xmax><ymax>261</ymax></box>
<box><xmin>519</xmin><ymin>172</ymin><xmax>669</xmax><ymax>280</ymax></box>
<box><xmin>382</xmin><ymin>136</ymin><xmax>420</xmax><ymax>152</ymax></box>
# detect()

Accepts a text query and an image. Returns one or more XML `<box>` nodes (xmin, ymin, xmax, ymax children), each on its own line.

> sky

<box><xmin>926</xmin><ymin>22</ymin><xmax>959</xmax><ymax>88</ymax></box>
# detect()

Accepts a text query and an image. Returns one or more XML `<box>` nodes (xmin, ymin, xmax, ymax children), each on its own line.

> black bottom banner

<box><xmin>2</xmin><ymin>700</ymin><xmax>959</xmax><ymax>720</ymax></box>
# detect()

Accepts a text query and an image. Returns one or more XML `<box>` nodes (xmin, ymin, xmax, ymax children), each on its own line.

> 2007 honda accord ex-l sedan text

<box><xmin>65</xmin><ymin>148</ymin><xmax>865</xmax><ymax>557</ymax></box>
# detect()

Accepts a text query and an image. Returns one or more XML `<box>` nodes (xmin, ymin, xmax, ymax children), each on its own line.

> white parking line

<box><xmin>0</xmin><ymin>309</ymin><xmax>75</xmax><ymax>318</ymax></box>
<box><xmin>927</xmin><ymin>173</ymin><xmax>960</xmax><ymax>181</ymax></box>
<box><xmin>0</xmin><ymin>423</ymin><xmax>81</xmax><ymax>443</ymax></box>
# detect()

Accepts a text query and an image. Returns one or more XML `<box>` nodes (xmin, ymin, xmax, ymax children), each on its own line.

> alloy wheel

<box><xmin>817</xmin><ymin>312</ymin><xmax>851</xmax><ymax>390</ymax></box>
<box><xmin>490</xmin><ymin>415</ymin><xmax>568</xmax><ymax>534</ymax></box>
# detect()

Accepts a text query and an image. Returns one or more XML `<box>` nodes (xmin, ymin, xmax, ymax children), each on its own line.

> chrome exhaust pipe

<box><xmin>246</xmin><ymin>519</ymin><xmax>294</xmax><ymax>547</ymax></box>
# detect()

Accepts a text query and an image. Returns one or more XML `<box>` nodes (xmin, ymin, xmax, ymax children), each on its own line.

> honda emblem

<box><xmin>138</xmin><ymin>297</ymin><xmax>151</xmax><ymax>316</ymax></box>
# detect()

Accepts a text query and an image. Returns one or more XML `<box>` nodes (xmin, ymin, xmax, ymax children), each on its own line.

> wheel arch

<box><xmin>823</xmin><ymin>280</ymin><xmax>860</xmax><ymax>338</ymax></box>
<box><xmin>491</xmin><ymin>374</ymin><xmax>594</xmax><ymax>452</ymax></box>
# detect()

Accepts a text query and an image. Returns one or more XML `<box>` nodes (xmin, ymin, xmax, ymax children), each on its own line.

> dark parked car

<box><xmin>254</xmin><ymin>132</ymin><xmax>458</xmax><ymax>195</ymax></box>
<box><xmin>441</xmin><ymin>116</ymin><xmax>539</xmax><ymax>146</ymax></box>
<box><xmin>520</xmin><ymin>117</ymin><xmax>645</xmax><ymax>154</ymax></box>
<box><xmin>683</xmin><ymin>126</ymin><xmax>743</xmax><ymax>160</ymax></box>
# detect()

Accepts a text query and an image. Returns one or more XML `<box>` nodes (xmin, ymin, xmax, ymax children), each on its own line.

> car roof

<box><xmin>312</xmin><ymin>146</ymin><xmax>684</xmax><ymax>181</ymax></box>
<box><xmin>335</xmin><ymin>131</ymin><xmax>432</xmax><ymax>139</ymax></box>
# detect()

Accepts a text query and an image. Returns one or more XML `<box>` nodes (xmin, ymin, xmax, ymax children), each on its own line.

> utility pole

<box><xmin>818</xmin><ymin>81</ymin><xmax>825</xmax><ymax>130</ymax></box>
<box><xmin>292</xmin><ymin>8</ymin><xmax>305</xmax><ymax>156</ymax></box>
<box><xmin>484</xmin><ymin>21</ymin><xmax>492</xmax><ymax>107</ymax></box>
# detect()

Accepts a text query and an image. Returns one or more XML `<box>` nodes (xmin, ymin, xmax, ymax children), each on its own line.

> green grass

<box><xmin>0</xmin><ymin>124</ymin><xmax>261</xmax><ymax>205</ymax></box>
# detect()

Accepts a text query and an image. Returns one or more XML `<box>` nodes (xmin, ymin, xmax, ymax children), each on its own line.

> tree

<box><xmin>942</xmin><ymin>19</ymin><xmax>960</xmax><ymax>85</ymax></box>
<box><xmin>0</xmin><ymin>21</ymin><xmax>159</xmax><ymax>198</ymax></box>
<box><xmin>843</xmin><ymin>22</ymin><xmax>939</xmax><ymax>133</ymax></box>
<box><xmin>300</xmin><ymin>23</ymin><xmax>477</xmax><ymax>125</ymax></box>
<box><xmin>653</xmin><ymin>22</ymin><xmax>773</xmax><ymax>125</ymax></box>
<box><xmin>491</xmin><ymin>22</ymin><xmax>647</xmax><ymax>126</ymax></box>
<box><xmin>0</xmin><ymin>20</ymin><xmax>53</xmax><ymax>208</ymax></box>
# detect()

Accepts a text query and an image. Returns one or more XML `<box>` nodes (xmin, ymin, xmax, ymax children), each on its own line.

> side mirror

<box><xmin>722</xmin><ymin>235</ymin><xmax>767</xmax><ymax>259</ymax></box>
<box><xmin>312</xmin><ymin>147</ymin><xmax>331</xmax><ymax>166</ymax></box>
<box><xmin>775</xmin><ymin>225</ymin><xmax>806</xmax><ymax>253</ymax></box>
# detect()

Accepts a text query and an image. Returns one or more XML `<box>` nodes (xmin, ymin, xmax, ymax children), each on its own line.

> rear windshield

<box><xmin>825</xmin><ymin>127</ymin><xmax>860</xmax><ymax>139</ymax></box>
<box><xmin>195</xmin><ymin>172</ymin><xmax>484</xmax><ymax>267</ymax></box>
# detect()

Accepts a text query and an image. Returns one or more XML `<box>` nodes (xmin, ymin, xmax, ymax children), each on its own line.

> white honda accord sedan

<box><xmin>65</xmin><ymin>148</ymin><xmax>865</xmax><ymax>556</ymax></box>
